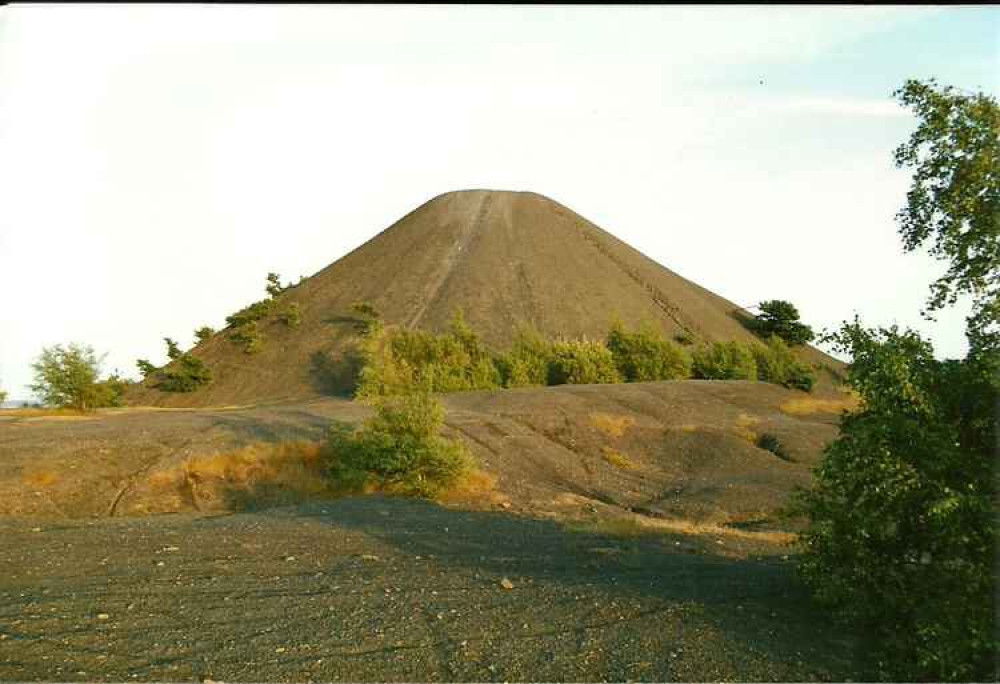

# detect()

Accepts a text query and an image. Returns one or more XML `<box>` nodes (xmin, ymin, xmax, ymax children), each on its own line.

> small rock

<box><xmin>96</xmin><ymin>613</ymin><xmax>110</xmax><ymax>620</ymax></box>
<box><xmin>275</xmin><ymin>647</ymin><xmax>286</xmax><ymax>653</ymax></box>
<box><xmin>163</xmin><ymin>546</ymin><xmax>180</xmax><ymax>552</ymax></box>
<box><xmin>499</xmin><ymin>577</ymin><xmax>514</xmax><ymax>590</ymax></box>
<box><xmin>360</xmin><ymin>554</ymin><xmax>379</xmax><ymax>561</ymax></box>
<box><xmin>499</xmin><ymin>502</ymin><xmax>511</xmax><ymax>509</ymax></box>
<box><xmin>284</xmin><ymin>556</ymin><xmax>296</xmax><ymax>562</ymax></box>
<box><xmin>30</xmin><ymin>527</ymin><xmax>42</xmax><ymax>533</ymax></box>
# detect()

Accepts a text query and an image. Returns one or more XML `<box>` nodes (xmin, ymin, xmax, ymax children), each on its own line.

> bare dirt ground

<box><xmin>0</xmin><ymin>380</ymin><xmax>860</xmax><ymax>681</ymax></box>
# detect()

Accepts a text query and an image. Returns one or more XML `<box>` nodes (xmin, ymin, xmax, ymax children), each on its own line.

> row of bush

<box><xmin>352</xmin><ymin>312</ymin><xmax>816</xmax><ymax>398</ymax></box>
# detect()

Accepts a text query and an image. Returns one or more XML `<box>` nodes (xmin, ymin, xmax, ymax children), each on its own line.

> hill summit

<box><xmin>131</xmin><ymin>190</ymin><xmax>835</xmax><ymax>406</ymax></box>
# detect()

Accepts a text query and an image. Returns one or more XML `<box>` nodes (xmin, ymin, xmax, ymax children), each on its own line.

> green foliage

<box><xmin>265</xmin><ymin>272</ymin><xmax>286</xmax><ymax>298</ymax></box>
<box><xmin>495</xmin><ymin>326</ymin><xmax>553</xmax><ymax>388</ymax></box>
<box><xmin>324</xmin><ymin>392</ymin><xmax>471</xmax><ymax>498</ymax></box>
<box><xmin>225</xmin><ymin>298</ymin><xmax>275</xmax><ymax>329</ymax></box>
<box><xmin>157</xmin><ymin>353</ymin><xmax>212</xmax><ymax>392</ymax></box>
<box><xmin>136</xmin><ymin>359</ymin><xmax>158</xmax><ymax>379</ymax></box>
<box><xmin>164</xmin><ymin>337</ymin><xmax>181</xmax><ymax>361</ymax></box>
<box><xmin>792</xmin><ymin>321</ymin><xmax>996</xmax><ymax>681</ymax></box>
<box><xmin>92</xmin><ymin>373</ymin><xmax>129</xmax><ymax>407</ymax></box>
<box><xmin>351</xmin><ymin>301</ymin><xmax>382</xmax><ymax>335</ymax></box>
<box><xmin>691</xmin><ymin>341</ymin><xmax>757</xmax><ymax>380</ymax></box>
<box><xmin>29</xmin><ymin>343</ymin><xmax>113</xmax><ymax>411</ymax></box>
<box><xmin>546</xmin><ymin>339</ymin><xmax>621</xmax><ymax>386</ymax></box>
<box><xmin>750</xmin><ymin>300</ymin><xmax>815</xmax><ymax>346</ymax></box>
<box><xmin>751</xmin><ymin>336</ymin><xmax>815</xmax><ymax>392</ymax></box>
<box><xmin>755</xmin><ymin>433</ymin><xmax>788</xmax><ymax>461</ymax></box>
<box><xmin>893</xmin><ymin>80</ymin><xmax>999</xmax><ymax>352</ymax></box>
<box><xmin>606</xmin><ymin>321</ymin><xmax>691</xmax><ymax>382</ymax></box>
<box><xmin>673</xmin><ymin>332</ymin><xmax>694</xmax><ymax>346</ymax></box>
<box><xmin>230</xmin><ymin>322</ymin><xmax>264</xmax><ymax>354</ymax></box>
<box><xmin>355</xmin><ymin>311</ymin><xmax>499</xmax><ymax>398</ymax></box>
<box><xmin>194</xmin><ymin>326</ymin><xmax>215</xmax><ymax>344</ymax></box>
<box><xmin>278</xmin><ymin>303</ymin><xmax>301</xmax><ymax>328</ymax></box>
<box><xmin>0</xmin><ymin>384</ymin><xmax>7</xmax><ymax>404</ymax></box>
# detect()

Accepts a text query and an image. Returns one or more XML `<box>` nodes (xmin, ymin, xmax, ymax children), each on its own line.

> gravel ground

<box><xmin>0</xmin><ymin>496</ymin><xmax>858</xmax><ymax>682</ymax></box>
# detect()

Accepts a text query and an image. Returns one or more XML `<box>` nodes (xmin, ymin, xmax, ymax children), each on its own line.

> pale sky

<box><xmin>1</xmin><ymin>5</ymin><xmax>997</xmax><ymax>399</ymax></box>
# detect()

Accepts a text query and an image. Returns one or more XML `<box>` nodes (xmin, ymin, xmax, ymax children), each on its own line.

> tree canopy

<box><xmin>893</xmin><ymin>79</ymin><xmax>999</xmax><ymax>353</ymax></box>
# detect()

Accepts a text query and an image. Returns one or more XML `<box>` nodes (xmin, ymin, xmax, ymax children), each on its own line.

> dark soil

<box><xmin>0</xmin><ymin>497</ymin><xmax>857</xmax><ymax>682</ymax></box>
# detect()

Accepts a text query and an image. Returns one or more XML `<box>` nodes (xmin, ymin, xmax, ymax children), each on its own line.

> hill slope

<box><xmin>129</xmin><ymin>190</ymin><xmax>838</xmax><ymax>407</ymax></box>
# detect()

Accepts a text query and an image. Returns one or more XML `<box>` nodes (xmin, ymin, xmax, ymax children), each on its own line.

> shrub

<box><xmin>226</xmin><ymin>298</ymin><xmax>274</xmax><ymax>328</ymax></box>
<box><xmin>157</xmin><ymin>353</ymin><xmax>212</xmax><ymax>392</ymax></box>
<box><xmin>230</xmin><ymin>321</ymin><xmax>264</xmax><ymax>354</ymax></box>
<box><xmin>324</xmin><ymin>392</ymin><xmax>471</xmax><ymax>498</ymax></box>
<box><xmin>194</xmin><ymin>326</ymin><xmax>215</xmax><ymax>344</ymax></box>
<box><xmin>606</xmin><ymin>321</ymin><xmax>691</xmax><ymax>381</ymax></box>
<box><xmin>496</xmin><ymin>326</ymin><xmax>553</xmax><ymax>388</ymax></box>
<box><xmin>265</xmin><ymin>272</ymin><xmax>286</xmax><ymax>298</ymax></box>
<box><xmin>30</xmin><ymin>343</ymin><xmax>111</xmax><ymax>411</ymax></box>
<box><xmin>164</xmin><ymin>337</ymin><xmax>181</xmax><ymax>361</ymax></box>
<box><xmin>749</xmin><ymin>300</ymin><xmax>815</xmax><ymax>346</ymax></box>
<box><xmin>755</xmin><ymin>433</ymin><xmax>789</xmax><ymax>460</ymax></box>
<box><xmin>752</xmin><ymin>336</ymin><xmax>815</xmax><ymax>392</ymax></box>
<box><xmin>355</xmin><ymin>311</ymin><xmax>499</xmax><ymax>398</ymax></box>
<box><xmin>278</xmin><ymin>303</ymin><xmax>301</xmax><ymax>328</ymax></box>
<box><xmin>673</xmin><ymin>332</ymin><xmax>694</xmax><ymax>346</ymax></box>
<box><xmin>351</xmin><ymin>301</ymin><xmax>382</xmax><ymax>335</ymax></box>
<box><xmin>136</xmin><ymin>359</ymin><xmax>158</xmax><ymax>379</ymax></box>
<box><xmin>691</xmin><ymin>341</ymin><xmax>758</xmax><ymax>380</ymax></box>
<box><xmin>547</xmin><ymin>339</ymin><xmax>621</xmax><ymax>386</ymax></box>
<box><xmin>792</xmin><ymin>322</ymin><xmax>996</xmax><ymax>681</ymax></box>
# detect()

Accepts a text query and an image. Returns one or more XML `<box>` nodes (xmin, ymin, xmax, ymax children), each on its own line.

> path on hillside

<box><xmin>407</xmin><ymin>193</ymin><xmax>493</xmax><ymax>330</ymax></box>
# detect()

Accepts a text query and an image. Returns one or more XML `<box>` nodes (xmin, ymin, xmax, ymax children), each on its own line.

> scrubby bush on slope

<box><xmin>691</xmin><ymin>341</ymin><xmax>758</xmax><ymax>380</ymax></box>
<box><xmin>752</xmin><ymin>336</ymin><xmax>815</xmax><ymax>391</ymax></box>
<box><xmin>546</xmin><ymin>339</ymin><xmax>621</xmax><ymax>385</ymax></box>
<box><xmin>324</xmin><ymin>392</ymin><xmax>471</xmax><ymax>498</ymax></box>
<box><xmin>606</xmin><ymin>321</ymin><xmax>691</xmax><ymax>381</ymax></box>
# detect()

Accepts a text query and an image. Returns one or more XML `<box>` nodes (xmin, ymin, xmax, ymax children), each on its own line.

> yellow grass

<box><xmin>568</xmin><ymin>513</ymin><xmax>795</xmax><ymax>545</ymax></box>
<box><xmin>437</xmin><ymin>469</ymin><xmax>501</xmax><ymax>505</ymax></box>
<box><xmin>148</xmin><ymin>441</ymin><xmax>333</xmax><ymax>512</ymax></box>
<box><xmin>601</xmin><ymin>446</ymin><xmax>636</xmax><ymax>470</ymax></box>
<box><xmin>23</xmin><ymin>470</ymin><xmax>59</xmax><ymax>488</ymax></box>
<box><xmin>734</xmin><ymin>413</ymin><xmax>759</xmax><ymax>443</ymax></box>
<box><xmin>588</xmin><ymin>412</ymin><xmax>635</xmax><ymax>438</ymax></box>
<box><xmin>780</xmin><ymin>394</ymin><xmax>860</xmax><ymax>416</ymax></box>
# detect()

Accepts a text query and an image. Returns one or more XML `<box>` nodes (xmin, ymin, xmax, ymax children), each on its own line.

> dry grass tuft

<box><xmin>588</xmin><ymin>412</ymin><xmax>635</xmax><ymax>438</ymax></box>
<box><xmin>436</xmin><ymin>468</ymin><xmax>500</xmax><ymax>505</ymax></box>
<box><xmin>780</xmin><ymin>394</ymin><xmax>860</xmax><ymax>416</ymax></box>
<box><xmin>734</xmin><ymin>413</ymin><xmax>759</xmax><ymax>443</ymax></box>
<box><xmin>601</xmin><ymin>446</ymin><xmax>636</xmax><ymax>470</ymax></box>
<box><xmin>148</xmin><ymin>441</ymin><xmax>332</xmax><ymax>512</ymax></box>
<box><xmin>569</xmin><ymin>513</ymin><xmax>795</xmax><ymax>545</ymax></box>
<box><xmin>23</xmin><ymin>470</ymin><xmax>59</xmax><ymax>488</ymax></box>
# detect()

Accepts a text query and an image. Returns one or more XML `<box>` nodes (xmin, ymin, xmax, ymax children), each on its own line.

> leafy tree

<box><xmin>164</xmin><ymin>337</ymin><xmax>181</xmax><ymax>361</ymax></box>
<box><xmin>194</xmin><ymin>326</ymin><xmax>215</xmax><ymax>344</ymax></box>
<box><xmin>793</xmin><ymin>322</ymin><xmax>995</xmax><ymax>680</ymax></box>
<box><xmin>30</xmin><ymin>343</ymin><xmax>109</xmax><ymax>411</ymax></box>
<box><xmin>325</xmin><ymin>392</ymin><xmax>471</xmax><ymax>498</ymax></box>
<box><xmin>893</xmin><ymin>79</ymin><xmax>999</xmax><ymax>353</ymax></box>
<box><xmin>496</xmin><ymin>325</ymin><xmax>554</xmax><ymax>388</ymax></box>
<box><xmin>793</xmin><ymin>80</ymin><xmax>998</xmax><ymax>682</ymax></box>
<box><xmin>750</xmin><ymin>300</ymin><xmax>815</xmax><ymax>346</ymax></box>
<box><xmin>0</xmin><ymin>384</ymin><xmax>6</xmax><ymax>404</ymax></box>
<box><xmin>136</xmin><ymin>359</ymin><xmax>158</xmax><ymax>379</ymax></box>
<box><xmin>266</xmin><ymin>272</ymin><xmax>286</xmax><ymax>298</ymax></box>
<box><xmin>230</xmin><ymin>321</ymin><xmax>264</xmax><ymax>354</ymax></box>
